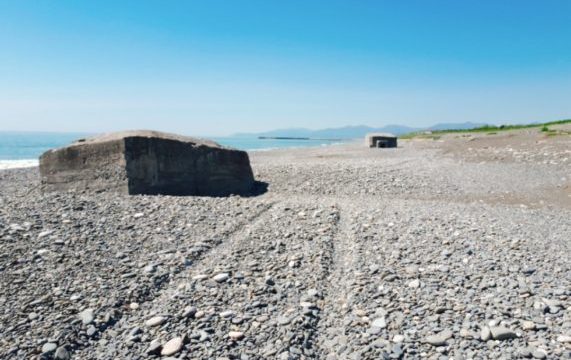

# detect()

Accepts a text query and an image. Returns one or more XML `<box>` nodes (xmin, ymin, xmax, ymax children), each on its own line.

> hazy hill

<box><xmin>234</xmin><ymin>122</ymin><xmax>487</xmax><ymax>139</ymax></box>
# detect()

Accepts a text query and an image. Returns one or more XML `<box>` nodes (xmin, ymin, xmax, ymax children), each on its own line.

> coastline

<box><xmin>0</xmin><ymin>159</ymin><xmax>39</xmax><ymax>170</ymax></box>
<box><xmin>0</xmin><ymin>138</ymin><xmax>355</xmax><ymax>169</ymax></box>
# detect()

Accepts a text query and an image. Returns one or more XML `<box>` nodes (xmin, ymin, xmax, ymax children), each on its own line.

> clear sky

<box><xmin>0</xmin><ymin>1</ymin><xmax>570</xmax><ymax>136</ymax></box>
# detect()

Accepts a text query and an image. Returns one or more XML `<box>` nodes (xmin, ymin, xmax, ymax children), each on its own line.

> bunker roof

<box><xmin>366</xmin><ymin>133</ymin><xmax>397</xmax><ymax>138</ymax></box>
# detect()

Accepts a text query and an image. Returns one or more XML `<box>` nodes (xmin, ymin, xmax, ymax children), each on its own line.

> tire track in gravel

<box><xmin>117</xmin><ymin>200</ymin><xmax>277</xmax><ymax>308</ymax></box>
<box><xmin>313</xmin><ymin>200</ymin><xmax>369</xmax><ymax>359</ymax></box>
<box><xmin>46</xmin><ymin>201</ymin><xmax>276</xmax><ymax>360</ymax></box>
<box><xmin>74</xmin><ymin>201</ymin><xmax>279</xmax><ymax>359</ymax></box>
<box><xmin>133</xmin><ymin>200</ymin><xmax>278</xmax><ymax>308</ymax></box>
<box><xmin>84</xmin><ymin>199</ymin><xmax>341</xmax><ymax>359</ymax></box>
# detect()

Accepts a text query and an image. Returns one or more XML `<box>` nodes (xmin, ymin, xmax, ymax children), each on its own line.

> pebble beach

<box><xmin>1</xmin><ymin>128</ymin><xmax>570</xmax><ymax>359</ymax></box>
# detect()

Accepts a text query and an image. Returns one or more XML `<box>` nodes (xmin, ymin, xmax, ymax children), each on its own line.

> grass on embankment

<box><xmin>401</xmin><ymin>119</ymin><xmax>571</xmax><ymax>139</ymax></box>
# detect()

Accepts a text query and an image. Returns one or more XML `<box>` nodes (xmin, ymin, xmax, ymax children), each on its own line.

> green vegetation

<box><xmin>401</xmin><ymin>119</ymin><xmax>571</xmax><ymax>139</ymax></box>
<box><xmin>399</xmin><ymin>133</ymin><xmax>441</xmax><ymax>140</ymax></box>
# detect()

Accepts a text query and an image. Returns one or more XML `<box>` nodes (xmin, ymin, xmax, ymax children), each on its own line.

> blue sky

<box><xmin>0</xmin><ymin>1</ymin><xmax>570</xmax><ymax>136</ymax></box>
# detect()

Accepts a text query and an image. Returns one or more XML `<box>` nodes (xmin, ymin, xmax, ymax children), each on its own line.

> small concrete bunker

<box><xmin>39</xmin><ymin>130</ymin><xmax>255</xmax><ymax>196</ymax></box>
<box><xmin>365</xmin><ymin>133</ymin><xmax>398</xmax><ymax>148</ymax></box>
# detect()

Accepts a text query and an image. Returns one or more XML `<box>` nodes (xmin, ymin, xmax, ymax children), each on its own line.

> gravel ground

<box><xmin>1</xmin><ymin>128</ymin><xmax>570</xmax><ymax>359</ymax></box>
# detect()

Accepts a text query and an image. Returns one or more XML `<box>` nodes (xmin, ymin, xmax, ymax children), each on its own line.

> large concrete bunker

<box><xmin>365</xmin><ymin>133</ymin><xmax>398</xmax><ymax>148</ymax></box>
<box><xmin>39</xmin><ymin>130</ymin><xmax>255</xmax><ymax>196</ymax></box>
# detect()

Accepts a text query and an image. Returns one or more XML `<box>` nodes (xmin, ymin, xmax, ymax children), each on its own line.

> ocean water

<box><xmin>0</xmin><ymin>132</ymin><xmax>345</xmax><ymax>169</ymax></box>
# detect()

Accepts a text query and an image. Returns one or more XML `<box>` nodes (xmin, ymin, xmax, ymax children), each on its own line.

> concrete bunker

<box><xmin>39</xmin><ymin>130</ymin><xmax>255</xmax><ymax>196</ymax></box>
<box><xmin>365</xmin><ymin>133</ymin><xmax>398</xmax><ymax>148</ymax></box>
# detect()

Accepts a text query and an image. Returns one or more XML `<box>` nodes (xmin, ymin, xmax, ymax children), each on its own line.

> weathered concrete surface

<box><xmin>39</xmin><ymin>130</ymin><xmax>255</xmax><ymax>196</ymax></box>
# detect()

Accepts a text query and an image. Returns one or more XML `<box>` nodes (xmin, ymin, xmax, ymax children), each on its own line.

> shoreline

<box><xmin>0</xmin><ymin>140</ymin><xmax>357</xmax><ymax>170</ymax></box>
<box><xmin>0</xmin><ymin>159</ymin><xmax>39</xmax><ymax>170</ymax></box>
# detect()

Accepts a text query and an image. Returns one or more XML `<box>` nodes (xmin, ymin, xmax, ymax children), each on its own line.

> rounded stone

<box><xmin>371</xmin><ymin>317</ymin><xmax>387</xmax><ymax>329</ymax></box>
<box><xmin>161</xmin><ymin>337</ymin><xmax>184</xmax><ymax>356</ymax></box>
<box><xmin>145</xmin><ymin>316</ymin><xmax>167</xmax><ymax>327</ymax></box>
<box><xmin>79</xmin><ymin>309</ymin><xmax>95</xmax><ymax>325</ymax></box>
<box><xmin>425</xmin><ymin>330</ymin><xmax>453</xmax><ymax>346</ymax></box>
<box><xmin>41</xmin><ymin>342</ymin><xmax>57</xmax><ymax>354</ymax></box>
<box><xmin>532</xmin><ymin>350</ymin><xmax>547</xmax><ymax>359</ymax></box>
<box><xmin>54</xmin><ymin>346</ymin><xmax>71</xmax><ymax>360</ymax></box>
<box><xmin>408</xmin><ymin>279</ymin><xmax>421</xmax><ymax>288</ymax></box>
<box><xmin>213</xmin><ymin>273</ymin><xmax>230</xmax><ymax>283</ymax></box>
<box><xmin>490</xmin><ymin>326</ymin><xmax>517</xmax><ymax>341</ymax></box>
<box><xmin>481</xmin><ymin>326</ymin><xmax>492</xmax><ymax>341</ymax></box>
<box><xmin>393</xmin><ymin>335</ymin><xmax>405</xmax><ymax>343</ymax></box>
<box><xmin>229</xmin><ymin>331</ymin><xmax>245</xmax><ymax>341</ymax></box>
<box><xmin>183</xmin><ymin>306</ymin><xmax>197</xmax><ymax>318</ymax></box>
<box><xmin>220</xmin><ymin>310</ymin><xmax>235</xmax><ymax>318</ymax></box>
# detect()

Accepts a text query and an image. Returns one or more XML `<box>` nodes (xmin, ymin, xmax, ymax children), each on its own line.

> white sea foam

<box><xmin>0</xmin><ymin>159</ymin><xmax>39</xmax><ymax>170</ymax></box>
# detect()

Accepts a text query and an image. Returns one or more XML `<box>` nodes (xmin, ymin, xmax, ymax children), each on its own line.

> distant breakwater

<box><xmin>258</xmin><ymin>136</ymin><xmax>343</xmax><ymax>141</ymax></box>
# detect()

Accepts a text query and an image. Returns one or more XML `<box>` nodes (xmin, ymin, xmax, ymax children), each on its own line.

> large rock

<box><xmin>39</xmin><ymin>130</ymin><xmax>255</xmax><ymax>196</ymax></box>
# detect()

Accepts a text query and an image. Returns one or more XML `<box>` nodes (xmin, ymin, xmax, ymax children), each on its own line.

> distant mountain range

<box><xmin>234</xmin><ymin>122</ymin><xmax>487</xmax><ymax>139</ymax></box>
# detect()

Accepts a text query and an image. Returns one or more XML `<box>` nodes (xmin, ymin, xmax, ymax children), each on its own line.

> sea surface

<box><xmin>0</xmin><ymin>132</ymin><xmax>346</xmax><ymax>169</ymax></box>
